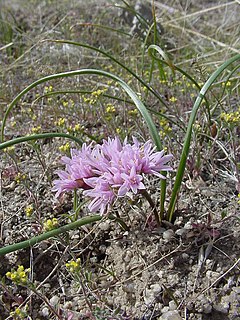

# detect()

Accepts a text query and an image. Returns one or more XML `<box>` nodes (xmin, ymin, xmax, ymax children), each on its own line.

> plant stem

<box><xmin>141</xmin><ymin>189</ymin><xmax>160</xmax><ymax>226</ymax></box>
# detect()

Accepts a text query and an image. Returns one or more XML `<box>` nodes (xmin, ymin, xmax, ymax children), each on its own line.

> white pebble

<box><xmin>41</xmin><ymin>307</ymin><xmax>49</xmax><ymax>317</ymax></box>
<box><xmin>163</xmin><ymin>229</ymin><xmax>174</xmax><ymax>240</ymax></box>
<box><xmin>50</xmin><ymin>295</ymin><xmax>59</xmax><ymax>306</ymax></box>
<box><xmin>160</xmin><ymin>310</ymin><xmax>181</xmax><ymax>320</ymax></box>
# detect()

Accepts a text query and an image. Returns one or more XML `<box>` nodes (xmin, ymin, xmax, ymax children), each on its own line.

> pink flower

<box><xmin>119</xmin><ymin>166</ymin><xmax>145</xmax><ymax>196</ymax></box>
<box><xmin>83</xmin><ymin>178</ymin><xmax>116</xmax><ymax>215</ymax></box>
<box><xmin>53</xmin><ymin>136</ymin><xmax>173</xmax><ymax>215</ymax></box>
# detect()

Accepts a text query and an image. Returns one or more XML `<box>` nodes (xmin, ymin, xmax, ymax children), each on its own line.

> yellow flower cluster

<box><xmin>6</xmin><ymin>265</ymin><xmax>30</xmax><ymax>285</ymax></box>
<box><xmin>238</xmin><ymin>194</ymin><xmax>240</xmax><ymax>205</ymax></box>
<box><xmin>25</xmin><ymin>205</ymin><xmax>33</xmax><ymax>217</ymax></box>
<box><xmin>62</xmin><ymin>99</ymin><xmax>75</xmax><ymax>108</ymax></box>
<box><xmin>43</xmin><ymin>218</ymin><xmax>58</xmax><ymax>231</ymax></box>
<box><xmin>31</xmin><ymin>126</ymin><xmax>41</xmax><ymax>133</ymax></box>
<box><xmin>159</xmin><ymin>119</ymin><xmax>172</xmax><ymax>137</ymax></box>
<box><xmin>59</xmin><ymin>142</ymin><xmax>70</xmax><ymax>152</ymax></box>
<box><xmin>44</xmin><ymin>85</ymin><xmax>53</xmax><ymax>93</ymax></box>
<box><xmin>222</xmin><ymin>81</ymin><xmax>231</xmax><ymax>87</ymax></box>
<box><xmin>15</xmin><ymin>173</ymin><xmax>26</xmax><ymax>184</ymax></box>
<box><xmin>220</xmin><ymin>108</ymin><xmax>240</xmax><ymax>124</ymax></box>
<box><xmin>67</xmin><ymin>124</ymin><xmax>84</xmax><ymax>133</ymax></box>
<box><xmin>3</xmin><ymin>145</ymin><xmax>15</xmax><ymax>153</ymax></box>
<box><xmin>10</xmin><ymin>307</ymin><xmax>26</xmax><ymax>319</ymax></box>
<box><xmin>83</xmin><ymin>89</ymin><xmax>107</xmax><ymax>105</ymax></box>
<box><xmin>91</xmin><ymin>89</ymin><xmax>107</xmax><ymax>97</ymax></box>
<box><xmin>128</xmin><ymin>109</ymin><xmax>138</xmax><ymax>116</ymax></box>
<box><xmin>169</xmin><ymin>96</ymin><xmax>177</xmax><ymax>103</ymax></box>
<box><xmin>66</xmin><ymin>258</ymin><xmax>81</xmax><ymax>273</ymax></box>
<box><xmin>106</xmin><ymin>103</ymin><xmax>116</xmax><ymax>113</ymax></box>
<box><xmin>55</xmin><ymin>117</ymin><xmax>66</xmax><ymax>127</ymax></box>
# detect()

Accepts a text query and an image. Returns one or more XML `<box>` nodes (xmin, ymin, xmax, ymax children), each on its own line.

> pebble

<box><xmin>159</xmin><ymin>310</ymin><xmax>182</xmax><ymax>320</ymax></box>
<box><xmin>122</xmin><ymin>282</ymin><xmax>135</xmax><ymax>293</ymax></box>
<box><xmin>99</xmin><ymin>221</ymin><xmax>110</xmax><ymax>231</ymax></box>
<box><xmin>181</xmin><ymin>253</ymin><xmax>189</xmax><ymax>260</ymax></box>
<box><xmin>124</xmin><ymin>250</ymin><xmax>133</xmax><ymax>263</ymax></box>
<box><xmin>175</xmin><ymin>228</ymin><xmax>187</xmax><ymax>236</ymax></box>
<box><xmin>50</xmin><ymin>295</ymin><xmax>59</xmax><ymax>306</ymax></box>
<box><xmin>213</xmin><ymin>303</ymin><xmax>229</xmax><ymax>314</ymax></box>
<box><xmin>144</xmin><ymin>284</ymin><xmax>161</xmax><ymax>305</ymax></box>
<box><xmin>162</xmin><ymin>229</ymin><xmax>174</xmax><ymax>241</ymax></box>
<box><xmin>169</xmin><ymin>300</ymin><xmax>177</xmax><ymax>310</ymax></box>
<box><xmin>41</xmin><ymin>307</ymin><xmax>49</xmax><ymax>317</ymax></box>
<box><xmin>233</xmin><ymin>286</ymin><xmax>240</xmax><ymax>294</ymax></box>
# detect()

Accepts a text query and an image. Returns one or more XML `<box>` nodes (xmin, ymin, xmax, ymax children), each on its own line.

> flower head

<box><xmin>53</xmin><ymin>136</ymin><xmax>173</xmax><ymax>215</ymax></box>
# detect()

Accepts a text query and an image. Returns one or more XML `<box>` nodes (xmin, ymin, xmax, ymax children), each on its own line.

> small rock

<box><xmin>169</xmin><ymin>300</ymin><xmax>177</xmax><ymax>310</ymax></box>
<box><xmin>203</xmin><ymin>303</ymin><xmax>212</xmax><ymax>314</ymax></box>
<box><xmin>99</xmin><ymin>221</ymin><xmax>110</xmax><ymax>231</ymax></box>
<box><xmin>161</xmin><ymin>306</ymin><xmax>169</xmax><ymax>314</ymax></box>
<box><xmin>124</xmin><ymin>250</ymin><xmax>133</xmax><ymax>263</ymax></box>
<box><xmin>175</xmin><ymin>228</ymin><xmax>187</xmax><ymax>236</ymax></box>
<box><xmin>150</xmin><ymin>283</ymin><xmax>162</xmax><ymax>295</ymax></box>
<box><xmin>41</xmin><ymin>307</ymin><xmax>49</xmax><ymax>317</ymax></box>
<box><xmin>122</xmin><ymin>282</ymin><xmax>135</xmax><ymax>293</ymax></box>
<box><xmin>50</xmin><ymin>295</ymin><xmax>59</xmax><ymax>306</ymax></box>
<box><xmin>233</xmin><ymin>286</ymin><xmax>240</xmax><ymax>294</ymax></box>
<box><xmin>206</xmin><ymin>270</ymin><xmax>220</xmax><ymax>282</ymax></box>
<box><xmin>163</xmin><ymin>229</ymin><xmax>174</xmax><ymax>240</ymax></box>
<box><xmin>213</xmin><ymin>303</ymin><xmax>229</xmax><ymax>314</ymax></box>
<box><xmin>159</xmin><ymin>310</ymin><xmax>181</xmax><ymax>320</ymax></box>
<box><xmin>181</xmin><ymin>253</ymin><xmax>189</xmax><ymax>260</ymax></box>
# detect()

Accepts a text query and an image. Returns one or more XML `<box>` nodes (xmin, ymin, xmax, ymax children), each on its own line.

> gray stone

<box><xmin>159</xmin><ymin>310</ymin><xmax>182</xmax><ymax>320</ymax></box>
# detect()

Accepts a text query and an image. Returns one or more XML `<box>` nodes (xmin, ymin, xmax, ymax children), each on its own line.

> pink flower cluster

<box><xmin>53</xmin><ymin>137</ymin><xmax>173</xmax><ymax>215</ymax></box>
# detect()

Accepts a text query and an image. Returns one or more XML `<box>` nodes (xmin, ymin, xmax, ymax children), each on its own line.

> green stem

<box><xmin>0</xmin><ymin>215</ymin><xmax>129</xmax><ymax>256</ymax></box>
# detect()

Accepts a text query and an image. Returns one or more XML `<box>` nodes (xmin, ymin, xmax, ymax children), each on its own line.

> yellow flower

<box><xmin>169</xmin><ymin>97</ymin><xmax>177</xmax><ymax>103</ymax></box>
<box><xmin>66</xmin><ymin>258</ymin><xmax>81</xmax><ymax>273</ymax></box>
<box><xmin>55</xmin><ymin>118</ymin><xmax>66</xmax><ymax>127</ymax></box>
<box><xmin>44</xmin><ymin>85</ymin><xmax>53</xmax><ymax>93</ymax></box>
<box><xmin>6</xmin><ymin>265</ymin><xmax>30</xmax><ymax>285</ymax></box>
<box><xmin>25</xmin><ymin>205</ymin><xmax>34</xmax><ymax>217</ymax></box>
<box><xmin>222</xmin><ymin>81</ymin><xmax>231</xmax><ymax>87</ymax></box>
<box><xmin>3</xmin><ymin>145</ymin><xmax>15</xmax><ymax>153</ymax></box>
<box><xmin>106</xmin><ymin>104</ymin><xmax>116</xmax><ymax>113</ymax></box>
<box><xmin>128</xmin><ymin>109</ymin><xmax>138</xmax><ymax>116</ymax></box>
<box><xmin>15</xmin><ymin>173</ymin><xmax>26</xmax><ymax>184</ymax></box>
<box><xmin>73</xmin><ymin>124</ymin><xmax>81</xmax><ymax>132</ymax></box>
<box><xmin>31</xmin><ymin>126</ymin><xmax>41</xmax><ymax>133</ymax></box>
<box><xmin>59</xmin><ymin>142</ymin><xmax>70</xmax><ymax>153</ymax></box>
<box><xmin>43</xmin><ymin>218</ymin><xmax>58</xmax><ymax>231</ymax></box>
<box><xmin>10</xmin><ymin>307</ymin><xmax>26</xmax><ymax>319</ymax></box>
